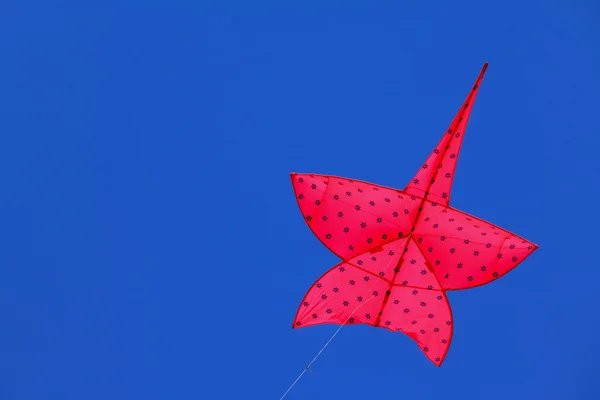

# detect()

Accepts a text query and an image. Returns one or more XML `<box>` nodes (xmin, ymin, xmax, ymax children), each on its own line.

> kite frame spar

<box><xmin>280</xmin><ymin>62</ymin><xmax>537</xmax><ymax>399</ymax></box>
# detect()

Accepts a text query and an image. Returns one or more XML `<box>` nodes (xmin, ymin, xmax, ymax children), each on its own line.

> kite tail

<box><xmin>279</xmin><ymin>274</ymin><xmax>386</xmax><ymax>400</ymax></box>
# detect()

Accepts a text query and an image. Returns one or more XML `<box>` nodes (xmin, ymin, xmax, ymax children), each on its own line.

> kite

<box><xmin>289</xmin><ymin>63</ymin><xmax>538</xmax><ymax>367</ymax></box>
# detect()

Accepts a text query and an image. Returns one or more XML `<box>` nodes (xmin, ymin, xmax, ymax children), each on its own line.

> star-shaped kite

<box><xmin>289</xmin><ymin>63</ymin><xmax>538</xmax><ymax>366</ymax></box>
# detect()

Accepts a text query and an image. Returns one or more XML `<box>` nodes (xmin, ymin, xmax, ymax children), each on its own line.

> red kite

<box><xmin>290</xmin><ymin>63</ymin><xmax>538</xmax><ymax>366</ymax></box>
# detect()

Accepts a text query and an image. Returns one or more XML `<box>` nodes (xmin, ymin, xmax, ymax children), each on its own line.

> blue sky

<box><xmin>0</xmin><ymin>1</ymin><xmax>598</xmax><ymax>399</ymax></box>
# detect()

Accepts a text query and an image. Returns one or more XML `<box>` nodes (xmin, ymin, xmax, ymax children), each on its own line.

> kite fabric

<box><xmin>289</xmin><ymin>63</ymin><xmax>538</xmax><ymax>367</ymax></box>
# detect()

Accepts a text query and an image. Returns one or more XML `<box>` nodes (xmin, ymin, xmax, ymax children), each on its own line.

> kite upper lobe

<box><xmin>289</xmin><ymin>64</ymin><xmax>538</xmax><ymax>366</ymax></box>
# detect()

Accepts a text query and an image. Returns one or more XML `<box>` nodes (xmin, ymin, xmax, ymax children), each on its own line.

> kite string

<box><xmin>278</xmin><ymin>273</ymin><xmax>386</xmax><ymax>400</ymax></box>
<box><xmin>277</xmin><ymin>322</ymin><xmax>346</xmax><ymax>400</ymax></box>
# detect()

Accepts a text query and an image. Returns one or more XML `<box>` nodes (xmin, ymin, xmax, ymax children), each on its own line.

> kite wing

<box><xmin>413</xmin><ymin>204</ymin><xmax>538</xmax><ymax>290</ymax></box>
<box><xmin>291</xmin><ymin>173</ymin><xmax>419</xmax><ymax>260</ymax></box>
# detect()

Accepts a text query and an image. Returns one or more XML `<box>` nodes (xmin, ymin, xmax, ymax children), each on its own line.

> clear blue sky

<box><xmin>0</xmin><ymin>1</ymin><xmax>598</xmax><ymax>399</ymax></box>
